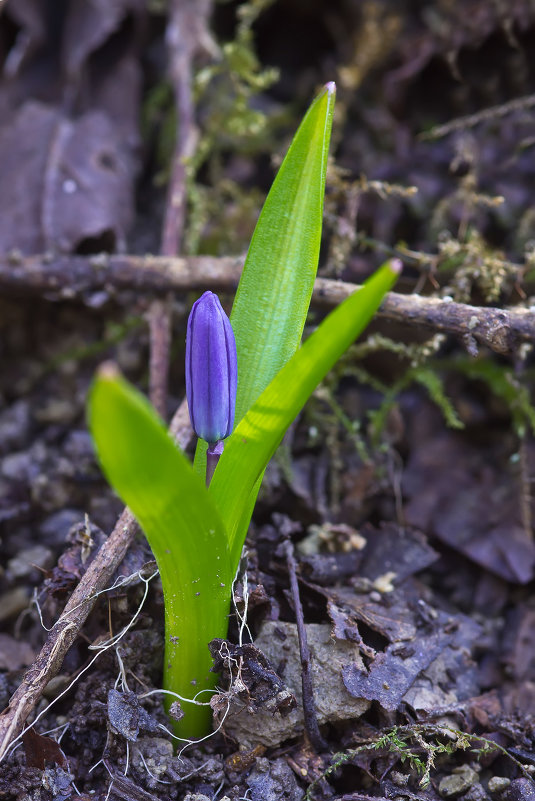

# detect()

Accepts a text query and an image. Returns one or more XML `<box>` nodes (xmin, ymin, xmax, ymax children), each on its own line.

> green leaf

<box><xmin>88</xmin><ymin>366</ymin><xmax>232</xmax><ymax>739</ymax></box>
<box><xmin>210</xmin><ymin>259</ymin><xmax>401</xmax><ymax>567</ymax></box>
<box><xmin>194</xmin><ymin>83</ymin><xmax>336</xmax><ymax>475</ymax></box>
<box><xmin>231</xmin><ymin>81</ymin><xmax>336</xmax><ymax>421</ymax></box>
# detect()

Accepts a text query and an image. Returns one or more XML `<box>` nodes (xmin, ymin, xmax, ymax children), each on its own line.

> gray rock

<box><xmin>504</xmin><ymin>779</ymin><xmax>535</xmax><ymax>801</ymax></box>
<box><xmin>488</xmin><ymin>778</ymin><xmax>511</xmax><ymax>795</ymax></box>
<box><xmin>464</xmin><ymin>783</ymin><xmax>490</xmax><ymax>801</ymax></box>
<box><xmin>182</xmin><ymin>795</ymin><xmax>212</xmax><ymax>801</ymax></box>
<box><xmin>439</xmin><ymin>767</ymin><xmax>479</xmax><ymax>797</ymax></box>
<box><xmin>1</xmin><ymin>450</ymin><xmax>33</xmax><ymax>481</ymax></box>
<box><xmin>130</xmin><ymin>738</ymin><xmax>173</xmax><ymax>784</ymax></box>
<box><xmin>39</xmin><ymin>509</ymin><xmax>83</xmax><ymax>547</ymax></box>
<box><xmin>222</xmin><ymin>621</ymin><xmax>369</xmax><ymax>748</ymax></box>
<box><xmin>7</xmin><ymin>544</ymin><xmax>53</xmax><ymax>578</ymax></box>
<box><xmin>0</xmin><ymin>400</ymin><xmax>31</xmax><ymax>454</ymax></box>
<box><xmin>0</xmin><ymin>587</ymin><xmax>30</xmax><ymax>622</ymax></box>
<box><xmin>246</xmin><ymin>756</ymin><xmax>304</xmax><ymax>801</ymax></box>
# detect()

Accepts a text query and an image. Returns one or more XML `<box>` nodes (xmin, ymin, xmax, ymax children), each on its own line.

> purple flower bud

<box><xmin>185</xmin><ymin>291</ymin><xmax>237</xmax><ymax>444</ymax></box>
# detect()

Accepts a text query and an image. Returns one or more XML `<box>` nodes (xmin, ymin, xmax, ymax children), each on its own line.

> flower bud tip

<box><xmin>185</xmin><ymin>291</ymin><xmax>237</xmax><ymax>445</ymax></box>
<box><xmin>97</xmin><ymin>361</ymin><xmax>121</xmax><ymax>381</ymax></box>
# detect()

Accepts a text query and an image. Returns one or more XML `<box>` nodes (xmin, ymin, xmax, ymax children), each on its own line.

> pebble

<box><xmin>130</xmin><ymin>738</ymin><xmax>173</xmax><ymax>782</ymax></box>
<box><xmin>39</xmin><ymin>509</ymin><xmax>83</xmax><ymax>548</ymax></box>
<box><xmin>7</xmin><ymin>544</ymin><xmax>53</xmax><ymax>579</ymax></box>
<box><xmin>0</xmin><ymin>400</ymin><xmax>31</xmax><ymax>454</ymax></box>
<box><xmin>0</xmin><ymin>587</ymin><xmax>30</xmax><ymax>621</ymax></box>
<box><xmin>246</xmin><ymin>756</ymin><xmax>303</xmax><ymax>801</ymax></box>
<box><xmin>1</xmin><ymin>450</ymin><xmax>34</xmax><ymax>481</ymax></box>
<box><xmin>182</xmin><ymin>796</ymin><xmax>211</xmax><ymax>801</ymax></box>
<box><xmin>439</xmin><ymin>767</ymin><xmax>479</xmax><ymax>797</ymax></box>
<box><xmin>43</xmin><ymin>675</ymin><xmax>72</xmax><ymax>701</ymax></box>
<box><xmin>504</xmin><ymin>779</ymin><xmax>535</xmax><ymax>801</ymax></box>
<box><xmin>488</xmin><ymin>778</ymin><xmax>511</xmax><ymax>795</ymax></box>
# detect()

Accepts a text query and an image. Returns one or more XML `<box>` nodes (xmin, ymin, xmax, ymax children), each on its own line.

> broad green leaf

<box><xmin>210</xmin><ymin>260</ymin><xmax>401</xmax><ymax>568</ymax></box>
<box><xmin>194</xmin><ymin>83</ymin><xmax>336</xmax><ymax>475</ymax></box>
<box><xmin>231</xmin><ymin>81</ymin><xmax>336</xmax><ymax>420</ymax></box>
<box><xmin>88</xmin><ymin>367</ymin><xmax>231</xmax><ymax>739</ymax></box>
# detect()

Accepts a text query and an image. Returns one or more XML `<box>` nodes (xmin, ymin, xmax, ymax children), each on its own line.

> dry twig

<box><xmin>1</xmin><ymin>252</ymin><xmax>533</xmax><ymax>355</ymax></box>
<box><xmin>284</xmin><ymin>539</ymin><xmax>326</xmax><ymax>751</ymax></box>
<box><xmin>149</xmin><ymin>0</ymin><xmax>214</xmax><ymax>417</ymax></box>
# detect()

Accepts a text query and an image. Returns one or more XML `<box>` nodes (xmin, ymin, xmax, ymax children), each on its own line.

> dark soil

<box><xmin>1</xmin><ymin>2</ymin><xmax>535</xmax><ymax>800</ymax></box>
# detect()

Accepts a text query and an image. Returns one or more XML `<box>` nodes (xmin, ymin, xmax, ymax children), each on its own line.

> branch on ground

<box><xmin>0</xmin><ymin>252</ymin><xmax>532</xmax><ymax>356</ymax></box>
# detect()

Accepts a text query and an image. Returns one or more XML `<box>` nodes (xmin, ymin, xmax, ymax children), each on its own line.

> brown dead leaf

<box><xmin>61</xmin><ymin>0</ymin><xmax>144</xmax><ymax>78</ymax></box>
<box><xmin>358</xmin><ymin>523</ymin><xmax>439</xmax><ymax>586</ymax></box>
<box><xmin>22</xmin><ymin>727</ymin><xmax>67</xmax><ymax>770</ymax></box>
<box><xmin>403</xmin><ymin>428</ymin><xmax>535</xmax><ymax>584</ymax></box>
<box><xmin>342</xmin><ymin>605</ymin><xmax>480</xmax><ymax>713</ymax></box>
<box><xmin>0</xmin><ymin>102</ymin><xmax>135</xmax><ymax>253</ymax></box>
<box><xmin>0</xmin><ymin>633</ymin><xmax>34</xmax><ymax>670</ymax></box>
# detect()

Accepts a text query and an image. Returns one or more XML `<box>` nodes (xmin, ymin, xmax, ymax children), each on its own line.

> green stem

<box><xmin>206</xmin><ymin>440</ymin><xmax>224</xmax><ymax>487</ymax></box>
<box><xmin>160</xmin><ymin>555</ymin><xmax>231</xmax><ymax>740</ymax></box>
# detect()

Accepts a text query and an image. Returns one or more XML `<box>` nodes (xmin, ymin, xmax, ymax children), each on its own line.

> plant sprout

<box><xmin>88</xmin><ymin>83</ymin><xmax>401</xmax><ymax>739</ymax></box>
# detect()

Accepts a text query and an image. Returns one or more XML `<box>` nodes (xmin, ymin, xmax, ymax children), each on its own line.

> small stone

<box><xmin>8</xmin><ymin>545</ymin><xmax>53</xmax><ymax>579</ymax></box>
<box><xmin>464</xmin><ymin>783</ymin><xmax>490</xmax><ymax>801</ymax></box>
<box><xmin>222</xmin><ymin>622</ymin><xmax>369</xmax><ymax>747</ymax></box>
<box><xmin>43</xmin><ymin>675</ymin><xmax>72</xmax><ymax>700</ymax></box>
<box><xmin>182</xmin><ymin>795</ymin><xmax>211</xmax><ymax>801</ymax></box>
<box><xmin>391</xmin><ymin>771</ymin><xmax>410</xmax><ymax>787</ymax></box>
<box><xmin>0</xmin><ymin>400</ymin><xmax>31</xmax><ymax>454</ymax></box>
<box><xmin>373</xmin><ymin>571</ymin><xmax>397</xmax><ymax>593</ymax></box>
<box><xmin>439</xmin><ymin>767</ymin><xmax>478</xmax><ymax>797</ymax></box>
<box><xmin>1</xmin><ymin>450</ymin><xmax>33</xmax><ymax>481</ymax></box>
<box><xmin>34</xmin><ymin>398</ymin><xmax>78</xmax><ymax>424</ymax></box>
<box><xmin>39</xmin><ymin>509</ymin><xmax>82</xmax><ymax>548</ymax></box>
<box><xmin>246</xmin><ymin>757</ymin><xmax>303</xmax><ymax>801</ymax></box>
<box><xmin>131</xmin><ymin>738</ymin><xmax>173</xmax><ymax>782</ymax></box>
<box><xmin>504</xmin><ymin>778</ymin><xmax>535</xmax><ymax>801</ymax></box>
<box><xmin>0</xmin><ymin>587</ymin><xmax>30</xmax><ymax>621</ymax></box>
<box><xmin>351</xmin><ymin>577</ymin><xmax>373</xmax><ymax>593</ymax></box>
<box><xmin>488</xmin><ymin>778</ymin><xmax>511</xmax><ymax>795</ymax></box>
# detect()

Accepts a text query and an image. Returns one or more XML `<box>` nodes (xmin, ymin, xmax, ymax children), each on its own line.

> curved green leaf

<box><xmin>210</xmin><ymin>260</ymin><xmax>401</xmax><ymax>568</ymax></box>
<box><xmin>231</xmin><ymin>81</ymin><xmax>336</xmax><ymax>421</ymax></box>
<box><xmin>88</xmin><ymin>367</ymin><xmax>231</xmax><ymax>739</ymax></box>
<box><xmin>194</xmin><ymin>83</ymin><xmax>336</xmax><ymax>475</ymax></box>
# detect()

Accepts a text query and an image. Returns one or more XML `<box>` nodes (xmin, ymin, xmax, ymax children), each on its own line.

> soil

<box><xmin>1</xmin><ymin>2</ymin><xmax>535</xmax><ymax>800</ymax></box>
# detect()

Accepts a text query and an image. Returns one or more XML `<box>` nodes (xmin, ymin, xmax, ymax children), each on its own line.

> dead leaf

<box><xmin>342</xmin><ymin>631</ymin><xmax>450</xmax><ymax>711</ymax></box>
<box><xmin>403</xmin><ymin>429</ymin><xmax>535</xmax><ymax>583</ymax></box>
<box><xmin>0</xmin><ymin>102</ymin><xmax>135</xmax><ymax>253</ymax></box>
<box><xmin>0</xmin><ymin>633</ymin><xmax>34</xmax><ymax>670</ymax></box>
<box><xmin>358</xmin><ymin>522</ymin><xmax>439</xmax><ymax>585</ymax></box>
<box><xmin>343</xmin><ymin>608</ymin><xmax>481</xmax><ymax>713</ymax></box>
<box><xmin>22</xmin><ymin>727</ymin><xmax>68</xmax><ymax>770</ymax></box>
<box><xmin>107</xmin><ymin>689</ymin><xmax>160</xmax><ymax>742</ymax></box>
<box><xmin>61</xmin><ymin>0</ymin><xmax>145</xmax><ymax>78</ymax></box>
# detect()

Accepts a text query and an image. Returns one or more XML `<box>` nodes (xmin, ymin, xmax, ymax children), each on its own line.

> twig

<box><xmin>102</xmin><ymin>763</ymin><xmax>161</xmax><ymax>801</ymax></box>
<box><xmin>419</xmin><ymin>91</ymin><xmax>535</xmax><ymax>141</ymax></box>
<box><xmin>161</xmin><ymin>0</ymin><xmax>203</xmax><ymax>257</ymax></box>
<box><xmin>284</xmin><ymin>539</ymin><xmax>326</xmax><ymax>751</ymax></box>
<box><xmin>148</xmin><ymin>298</ymin><xmax>172</xmax><ymax>419</ymax></box>
<box><xmin>1</xmin><ymin>253</ymin><xmax>533</xmax><ymax>355</ymax></box>
<box><xmin>148</xmin><ymin>0</ymin><xmax>213</xmax><ymax>417</ymax></box>
<box><xmin>0</xmin><ymin>403</ymin><xmax>193</xmax><ymax>763</ymax></box>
